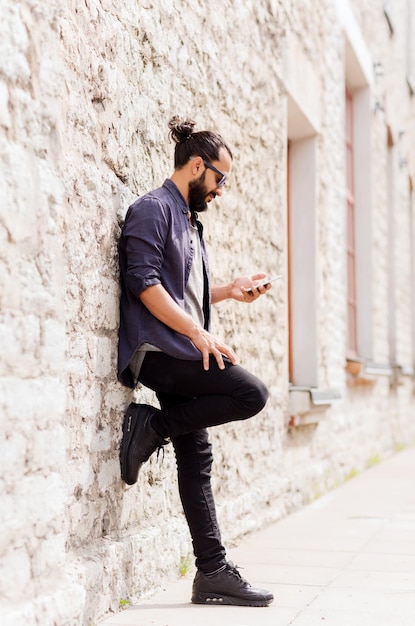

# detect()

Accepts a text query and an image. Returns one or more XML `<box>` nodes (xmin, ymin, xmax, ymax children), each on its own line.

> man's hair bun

<box><xmin>168</xmin><ymin>116</ymin><xmax>196</xmax><ymax>143</ymax></box>
<box><xmin>167</xmin><ymin>115</ymin><xmax>233</xmax><ymax>169</ymax></box>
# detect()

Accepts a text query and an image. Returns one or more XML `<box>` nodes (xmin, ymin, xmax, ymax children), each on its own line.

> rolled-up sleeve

<box><xmin>123</xmin><ymin>197</ymin><xmax>170</xmax><ymax>297</ymax></box>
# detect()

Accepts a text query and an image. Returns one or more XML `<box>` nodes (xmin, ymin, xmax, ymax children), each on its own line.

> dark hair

<box><xmin>168</xmin><ymin>115</ymin><xmax>233</xmax><ymax>168</ymax></box>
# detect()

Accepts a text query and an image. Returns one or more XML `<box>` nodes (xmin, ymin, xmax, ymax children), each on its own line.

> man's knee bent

<box><xmin>251</xmin><ymin>379</ymin><xmax>269</xmax><ymax>414</ymax></box>
<box><xmin>238</xmin><ymin>377</ymin><xmax>269</xmax><ymax>419</ymax></box>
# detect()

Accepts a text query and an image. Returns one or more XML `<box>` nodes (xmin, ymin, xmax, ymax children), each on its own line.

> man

<box><xmin>117</xmin><ymin>116</ymin><xmax>274</xmax><ymax>607</ymax></box>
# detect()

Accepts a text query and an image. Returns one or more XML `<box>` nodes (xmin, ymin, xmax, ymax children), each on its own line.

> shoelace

<box><xmin>156</xmin><ymin>435</ymin><xmax>171</xmax><ymax>463</ymax></box>
<box><xmin>226</xmin><ymin>562</ymin><xmax>250</xmax><ymax>586</ymax></box>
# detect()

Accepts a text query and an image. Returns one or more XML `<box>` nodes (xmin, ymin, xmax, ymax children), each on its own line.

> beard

<box><xmin>188</xmin><ymin>171</ymin><xmax>213</xmax><ymax>213</ymax></box>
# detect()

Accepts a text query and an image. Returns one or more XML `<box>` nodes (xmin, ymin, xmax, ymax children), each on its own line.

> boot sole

<box><xmin>120</xmin><ymin>404</ymin><xmax>141</xmax><ymax>485</ymax></box>
<box><xmin>191</xmin><ymin>591</ymin><xmax>273</xmax><ymax>607</ymax></box>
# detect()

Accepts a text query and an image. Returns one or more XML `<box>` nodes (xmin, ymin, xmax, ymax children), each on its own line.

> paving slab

<box><xmin>98</xmin><ymin>447</ymin><xmax>415</xmax><ymax>626</ymax></box>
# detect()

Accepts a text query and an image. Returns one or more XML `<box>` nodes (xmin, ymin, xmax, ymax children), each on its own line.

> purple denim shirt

<box><xmin>117</xmin><ymin>179</ymin><xmax>211</xmax><ymax>388</ymax></box>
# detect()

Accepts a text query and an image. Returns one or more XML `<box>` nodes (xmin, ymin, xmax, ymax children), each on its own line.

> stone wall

<box><xmin>1</xmin><ymin>0</ymin><xmax>414</xmax><ymax>624</ymax></box>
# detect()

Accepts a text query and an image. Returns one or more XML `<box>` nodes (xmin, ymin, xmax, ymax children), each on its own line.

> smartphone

<box><xmin>246</xmin><ymin>275</ymin><xmax>282</xmax><ymax>293</ymax></box>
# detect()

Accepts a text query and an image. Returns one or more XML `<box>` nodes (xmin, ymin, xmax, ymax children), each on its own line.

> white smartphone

<box><xmin>246</xmin><ymin>275</ymin><xmax>282</xmax><ymax>293</ymax></box>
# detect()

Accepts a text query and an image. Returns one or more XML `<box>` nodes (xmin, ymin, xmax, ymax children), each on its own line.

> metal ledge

<box><xmin>310</xmin><ymin>388</ymin><xmax>341</xmax><ymax>405</ymax></box>
<box><xmin>289</xmin><ymin>386</ymin><xmax>341</xmax><ymax>405</ymax></box>
<box><xmin>407</xmin><ymin>73</ymin><xmax>414</xmax><ymax>96</ymax></box>
<box><xmin>364</xmin><ymin>361</ymin><xmax>393</xmax><ymax>376</ymax></box>
<box><xmin>390</xmin><ymin>364</ymin><xmax>415</xmax><ymax>388</ymax></box>
<box><xmin>288</xmin><ymin>387</ymin><xmax>341</xmax><ymax>426</ymax></box>
<box><xmin>346</xmin><ymin>358</ymin><xmax>393</xmax><ymax>385</ymax></box>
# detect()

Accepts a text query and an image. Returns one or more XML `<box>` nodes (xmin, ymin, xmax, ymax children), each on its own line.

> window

<box><xmin>411</xmin><ymin>184</ymin><xmax>415</xmax><ymax>369</ymax></box>
<box><xmin>340</xmin><ymin>4</ymin><xmax>374</xmax><ymax>364</ymax></box>
<box><xmin>286</xmin><ymin>96</ymin><xmax>318</xmax><ymax>387</ymax></box>
<box><xmin>345</xmin><ymin>87</ymin><xmax>357</xmax><ymax>356</ymax></box>
<box><xmin>343</xmin><ymin>83</ymin><xmax>373</xmax><ymax>362</ymax></box>
<box><xmin>387</xmin><ymin>128</ymin><xmax>396</xmax><ymax>365</ymax></box>
<box><xmin>387</xmin><ymin>129</ymin><xmax>413</xmax><ymax>373</ymax></box>
<box><xmin>406</xmin><ymin>0</ymin><xmax>414</xmax><ymax>95</ymax></box>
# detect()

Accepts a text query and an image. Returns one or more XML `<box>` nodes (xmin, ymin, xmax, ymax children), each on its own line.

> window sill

<box><xmin>346</xmin><ymin>358</ymin><xmax>392</xmax><ymax>386</ymax></box>
<box><xmin>288</xmin><ymin>386</ymin><xmax>341</xmax><ymax>427</ymax></box>
<box><xmin>391</xmin><ymin>364</ymin><xmax>415</xmax><ymax>389</ymax></box>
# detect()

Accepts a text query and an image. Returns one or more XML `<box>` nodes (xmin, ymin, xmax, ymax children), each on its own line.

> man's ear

<box><xmin>190</xmin><ymin>155</ymin><xmax>203</xmax><ymax>175</ymax></box>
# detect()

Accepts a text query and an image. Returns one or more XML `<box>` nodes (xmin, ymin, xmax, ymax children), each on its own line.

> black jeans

<box><xmin>138</xmin><ymin>352</ymin><xmax>269</xmax><ymax>573</ymax></box>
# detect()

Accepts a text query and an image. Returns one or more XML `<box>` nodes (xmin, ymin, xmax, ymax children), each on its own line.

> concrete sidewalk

<box><xmin>99</xmin><ymin>448</ymin><xmax>415</xmax><ymax>626</ymax></box>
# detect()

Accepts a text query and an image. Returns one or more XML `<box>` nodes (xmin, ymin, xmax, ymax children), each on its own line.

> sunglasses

<box><xmin>202</xmin><ymin>160</ymin><xmax>227</xmax><ymax>188</ymax></box>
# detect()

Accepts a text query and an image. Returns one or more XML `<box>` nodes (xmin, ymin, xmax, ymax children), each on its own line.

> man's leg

<box><xmin>129</xmin><ymin>355</ymin><xmax>274</xmax><ymax>606</ymax></box>
<box><xmin>158</xmin><ymin>390</ymin><xmax>226</xmax><ymax>573</ymax></box>
<box><xmin>138</xmin><ymin>353</ymin><xmax>268</xmax><ymax>438</ymax></box>
<box><xmin>154</xmin><ymin>393</ymin><xmax>273</xmax><ymax>606</ymax></box>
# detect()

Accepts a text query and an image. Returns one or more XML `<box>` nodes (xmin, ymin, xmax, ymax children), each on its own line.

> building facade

<box><xmin>1</xmin><ymin>0</ymin><xmax>414</xmax><ymax>624</ymax></box>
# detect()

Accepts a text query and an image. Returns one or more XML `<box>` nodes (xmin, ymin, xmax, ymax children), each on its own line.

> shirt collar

<box><xmin>162</xmin><ymin>179</ymin><xmax>189</xmax><ymax>214</ymax></box>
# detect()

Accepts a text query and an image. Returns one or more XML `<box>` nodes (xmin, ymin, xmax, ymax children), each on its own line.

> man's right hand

<box><xmin>189</xmin><ymin>327</ymin><xmax>237</xmax><ymax>371</ymax></box>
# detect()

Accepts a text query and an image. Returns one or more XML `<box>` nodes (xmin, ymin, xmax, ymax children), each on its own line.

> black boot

<box><xmin>120</xmin><ymin>403</ymin><xmax>168</xmax><ymax>485</ymax></box>
<box><xmin>191</xmin><ymin>561</ymin><xmax>274</xmax><ymax>606</ymax></box>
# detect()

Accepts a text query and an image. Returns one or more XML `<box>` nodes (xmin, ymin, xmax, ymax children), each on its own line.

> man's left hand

<box><xmin>231</xmin><ymin>274</ymin><xmax>271</xmax><ymax>302</ymax></box>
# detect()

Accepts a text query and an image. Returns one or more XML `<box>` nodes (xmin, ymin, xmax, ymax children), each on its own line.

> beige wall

<box><xmin>1</xmin><ymin>1</ymin><xmax>414</xmax><ymax>624</ymax></box>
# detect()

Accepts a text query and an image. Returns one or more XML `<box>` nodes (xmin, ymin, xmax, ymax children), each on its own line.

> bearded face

<box><xmin>188</xmin><ymin>170</ymin><xmax>213</xmax><ymax>213</ymax></box>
